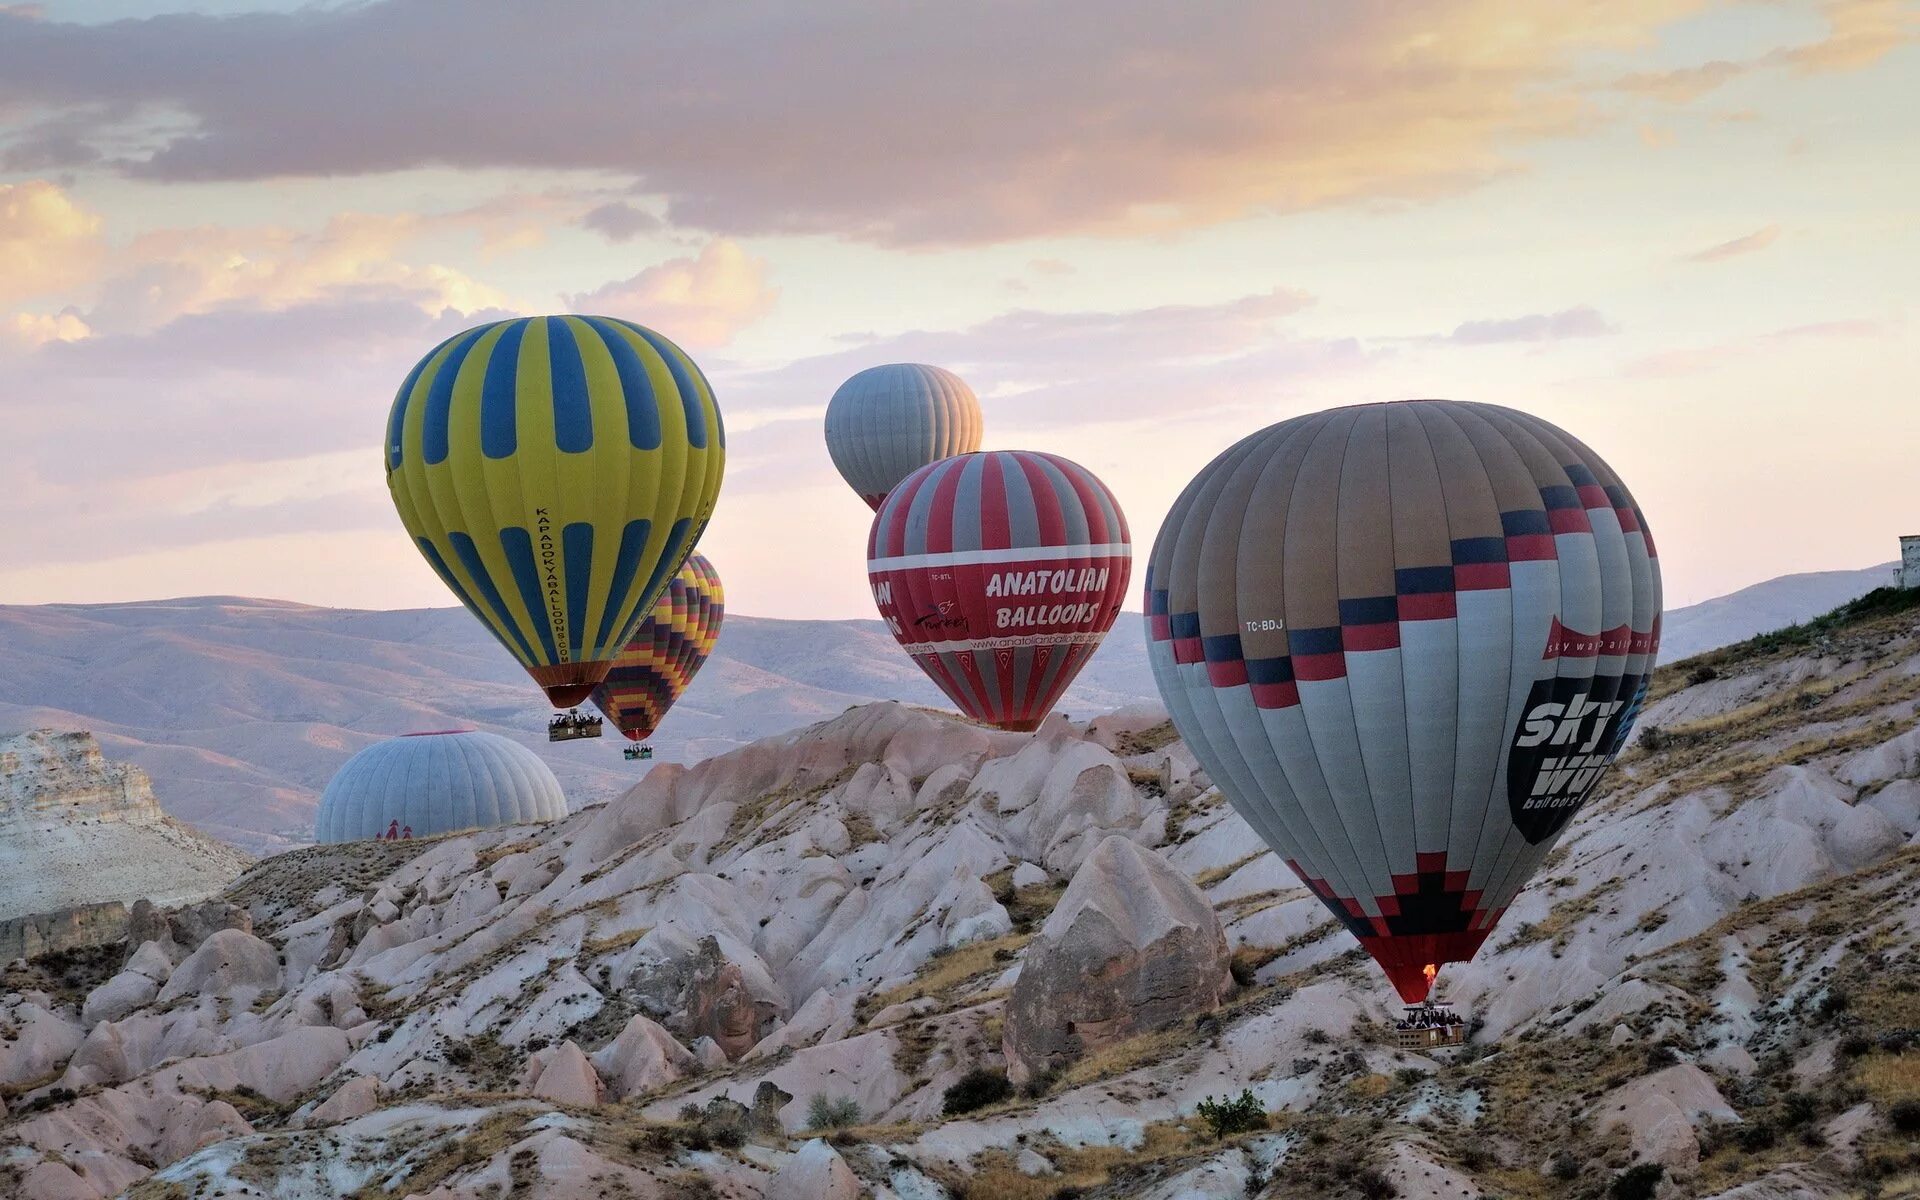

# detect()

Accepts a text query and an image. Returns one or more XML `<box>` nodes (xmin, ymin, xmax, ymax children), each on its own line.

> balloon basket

<box><xmin>1389</xmin><ymin>1000</ymin><xmax>1468</xmax><ymax>1051</ymax></box>
<box><xmin>548</xmin><ymin>710</ymin><xmax>605</xmax><ymax>742</ymax></box>
<box><xmin>624</xmin><ymin>743</ymin><xmax>654</xmax><ymax>761</ymax></box>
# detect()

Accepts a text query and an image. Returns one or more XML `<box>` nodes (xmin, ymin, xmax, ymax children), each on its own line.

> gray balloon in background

<box><xmin>825</xmin><ymin>363</ymin><xmax>983</xmax><ymax>509</ymax></box>
<box><xmin>313</xmin><ymin>730</ymin><xmax>568</xmax><ymax>843</ymax></box>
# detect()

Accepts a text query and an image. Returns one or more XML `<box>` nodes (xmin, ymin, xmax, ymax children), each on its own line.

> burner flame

<box><xmin>1423</xmin><ymin>963</ymin><xmax>1437</xmax><ymax>983</ymax></box>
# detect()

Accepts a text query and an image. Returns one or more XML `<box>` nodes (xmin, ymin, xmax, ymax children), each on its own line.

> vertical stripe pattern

<box><xmin>589</xmin><ymin>553</ymin><xmax>725</xmax><ymax>742</ymax></box>
<box><xmin>386</xmin><ymin>316</ymin><xmax>726</xmax><ymax>708</ymax></box>
<box><xmin>825</xmin><ymin>363</ymin><xmax>984</xmax><ymax>509</ymax></box>
<box><xmin>868</xmin><ymin>450</ymin><xmax>1131</xmax><ymax>732</ymax></box>
<box><xmin>313</xmin><ymin>731</ymin><xmax>568</xmax><ymax>843</ymax></box>
<box><xmin>1146</xmin><ymin>400</ymin><xmax>1659</xmax><ymax>1003</ymax></box>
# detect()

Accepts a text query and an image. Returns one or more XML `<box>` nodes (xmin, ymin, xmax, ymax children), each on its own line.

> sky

<box><xmin>0</xmin><ymin>0</ymin><xmax>1914</xmax><ymax>620</ymax></box>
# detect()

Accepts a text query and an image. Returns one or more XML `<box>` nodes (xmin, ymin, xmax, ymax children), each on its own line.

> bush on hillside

<box><xmin>1195</xmin><ymin>1089</ymin><xmax>1267</xmax><ymax>1139</ymax></box>
<box><xmin>942</xmin><ymin>1068</ymin><xmax>1013</xmax><ymax>1115</ymax></box>
<box><xmin>806</xmin><ymin>1093</ymin><xmax>862</xmax><ymax>1130</ymax></box>
<box><xmin>1610</xmin><ymin>1163</ymin><xmax>1665</xmax><ymax>1200</ymax></box>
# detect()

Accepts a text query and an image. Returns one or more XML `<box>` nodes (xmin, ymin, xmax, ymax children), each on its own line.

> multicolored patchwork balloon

<box><xmin>867</xmin><ymin>450</ymin><xmax>1130</xmax><ymax>732</ymax></box>
<box><xmin>591</xmin><ymin>552</ymin><xmax>724</xmax><ymax>742</ymax></box>
<box><xmin>1145</xmin><ymin>400</ymin><xmax>1660</xmax><ymax>1003</ymax></box>
<box><xmin>385</xmin><ymin>316</ymin><xmax>725</xmax><ymax>708</ymax></box>
<box><xmin>825</xmin><ymin>363</ymin><xmax>983</xmax><ymax>509</ymax></box>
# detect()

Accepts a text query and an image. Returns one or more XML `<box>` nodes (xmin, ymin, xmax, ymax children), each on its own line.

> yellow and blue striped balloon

<box><xmin>385</xmin><ymin>316</ymin><xmax>725</xmax><ymax>708</ymax></box>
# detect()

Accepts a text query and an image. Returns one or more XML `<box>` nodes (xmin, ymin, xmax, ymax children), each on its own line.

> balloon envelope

<box><xmin>825</xmin><ymin>363</ymin><xmax>983</xmax><ymax>509</ymax></box>
<box><xmin>314</xmin><ymin>731</ymin><xmax>568</xmax><ymax>843</ymax></box>
<box><xmin>386</xmin><ymin>316</ymin><xmax>725</xmax><ymax>708</ymax></box>
<box><xmin>868</xmin><ymin>450</ymin><xmax>1130</xmax><ymax>732</ymax></box>
<box><xmin>590</xmin><ymin>552</ymin><xmax>724</xmax><ymax>742</ymax></box>
<box><xmin>1145</xmin><ymin>400</ymin><xmax>1660</xmax><ymax>1002</ymax></box>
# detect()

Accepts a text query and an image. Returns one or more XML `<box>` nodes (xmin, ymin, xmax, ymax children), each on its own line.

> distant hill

<box><xmin>0</xmin><ymin>597</ymin><xmax>1151</xmax><ymax>854</ymax></box>
<box><xmin>0</xmin><ymin>560</ymin><xmax>1896</xmax><ymax>853</ymax></box>
<box><xmin>1658</xmin><ymin>560</ymin><xmax>1897</xmax><ymax>661</ymax></box>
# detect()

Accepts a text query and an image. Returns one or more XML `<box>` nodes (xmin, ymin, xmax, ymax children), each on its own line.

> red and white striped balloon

<box><xmin>867</xmin><ymin>451</ymin><xmax>1131</xmax><ymax>732</ymax></box>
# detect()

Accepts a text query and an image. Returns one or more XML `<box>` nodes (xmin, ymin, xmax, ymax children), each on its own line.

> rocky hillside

<box><xmin>0</xmin><ymin>730</ymin><xmax>249</xmax><ymax>925</ymax></box>
<box><xmin>0</xmin><ymin>565</ymin><xmax>1888</xmax><ymax>856</ymax></box>
<box><xmin>1</xmin><ymin>599</ymin><xmax>1917</xmax><ymax>1199</ymax></box>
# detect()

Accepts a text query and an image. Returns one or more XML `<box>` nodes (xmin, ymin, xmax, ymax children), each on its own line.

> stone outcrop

<box><xmin>767</xmin><ymin>1138</ymin><xmax>862</xmax><ymax>1200</ymax></box>
<box><xmin>1592</xmin><ymin>1064</ymin><xmax>1740</xmax><ymax>1172</ymax></box>
<box><xmin>0</xmin><ymin>730</ymin><xmax>247</xmax><ymax>925</ymax></box>
<box><xmin>127</xmin><ymin>897</ymin><xmax>252</xmax><ymax>955</ymax></box>
<box><xmin>1003</xmin><ymin>835</ymin><xmax>1233</xmax><ymax>1083</ymax></box>
<box><xmin>0</xmin><ymin>902</ymin><xmax>129</xmax><ymax>962</ymax></box>
<box><xmin>520</xmin><ymin>1040</ymin><xmax>604</xmax><ymax>1107</ymax></box>
<box><xmin>590</xmin><ymin>1015</ymin><xmax>696</xmax><ymax>1099</ymax></box>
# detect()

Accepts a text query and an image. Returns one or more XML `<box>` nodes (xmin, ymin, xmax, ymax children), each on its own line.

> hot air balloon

<box><xmin>1145</xmin><ymin>401</ymin><xmax>1659</xmax><ymax>1004</ymax></box>
<box><xmin>590</xmin><ymin>552</ymin><xmax>724</xmax><ymax>746</ymax></box>
<box><xmin>868</xmin><ymin>450</ymin><xmax>1130</xmax><ymax>732</ymax></box>
<box><xmin>314</xmin><ymin>731</ymin><xmax>568</xmax><ymax>843</ymax></box>
<box><xmin>386</xmin><ymin>316</ymin><xmax>725</xmax><ymax>710</ymax></box>
<box><xmin>825</xmin><ymin>363</ymin><xmax>983</xmax><ymax>509</ymax></box>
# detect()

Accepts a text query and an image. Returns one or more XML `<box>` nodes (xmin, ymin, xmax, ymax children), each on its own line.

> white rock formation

<box><xmin>0</xmin><ymin>730</ymin><xmax>247</xmax><ymax>923</ymax></box>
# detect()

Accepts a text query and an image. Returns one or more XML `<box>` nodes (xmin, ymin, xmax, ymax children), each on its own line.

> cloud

<box><xmin>712</xmin><ymin>286</ymin><xmax>1349</xmax><ymax>459</ymax></box>
<box><xmin>1683</xmin><ymin>225</ymin><xmax>1781</xmax><ymax>264</ymax></box>
<box><xmin>1622</xmin><ymin>317</ymin><xmax>1882</xmax><ymax>377</ymax></box>
<box><xmin>568</xmin><ymin>239</ymin><xmax>776</xmax><ymax>350</ymax></box>
<box><xmin>0</xmin><ymin>0</ymin><xmax>1723</xmax><ymax>245</ymax></box>
<box><xmin>2</xmin><ymin>307</ymin><xmax>89</xmax><ymax>346</ymax></box>
<box><xmin>0</xmin><ymin>179</ymin><xmax>102</xmax><ymax>303</ymax></box>
<box><xmin>1448</xmin><ymin>306</ymin><xmax>1616</xmax><ymax>344</ymax></box>
<box><xmin>1611</xmin><ymin>0</ymin><xmax>1915</xmax><ymax>102</ymax></box>
<box><xmin>581</xmin><ymin>201</ymin><xmax>662</xmax><ymax>243</ymax></box>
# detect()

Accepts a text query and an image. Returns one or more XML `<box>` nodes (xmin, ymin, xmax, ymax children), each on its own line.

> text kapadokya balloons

<box><xmin>386</xmin><ymin>316</ymin><xmax>725</xmax><ymax>708</ymax></box>
<box><xmin>590</xmin><ymin>552</ymin><xmax>724</xmax><ymax>742</ymax></box>
<box><xmin>1145</xmin><ymin>401</ymin><xmax>1660</xmax><ymax>1003</ymax></box>
<box><xmin>825</xmin><ymin>363</ymin><xmax>983</xmax><ymax>509</ymax></box>
<box><xmin>868</xmin><ymin>450</ymin><xmax>1131</xmax><ymax>732</ymax></box>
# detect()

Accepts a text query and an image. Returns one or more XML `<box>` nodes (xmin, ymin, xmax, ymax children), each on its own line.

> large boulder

<box><xmin>1002</xmin><ymin>835</ymin><xmax>1233</xmax><ymax>1084</ymax></box>
<box><xmin>128</xmin><ymin>897</ymin><xmax>252</xmax><ymax>955</ymax></box>
<box><xmin>767</xmin><ymin>1138</ymin><xmax>862</xmax><ymax>1200</ymax></box>
<box><xmin>155</xmin><ymin>927</ymin><xmax>280</xmax><ymax>1004</ymax></box>
<box><xmin>591</xmin><ymin>1015</ymin><xmax>696</xmax><ymax>1099</ymax></box>
<box><xmin>1592</xmin><ymin>1064</ymin><xmax>1739</xmax><ymax>1172</ymax></box>
<box><xmin>520</xmin><ymin>1040</ymin><xmax>604</xmax><ymax>1107</ymax></box>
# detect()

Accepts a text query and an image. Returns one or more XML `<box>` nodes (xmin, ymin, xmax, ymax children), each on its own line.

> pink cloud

<box><xmin>0</xmin><ymin>1</ymin><xmax>1726</xmax><ymax>245</ymax></box>
<box><xmin>1683</xmin><ymin>225</ymin><xmax>1781</xmax><ymax>264</ymax></box>
<box><xmin>567</xmin><ymin>239</ymin><xmax>776</xmax><ymax>350</ymax></box>
<box><xmin>1449</xmin><ymin>306</ymin><xmax>1616</xmax><ymax>344</ymax></box>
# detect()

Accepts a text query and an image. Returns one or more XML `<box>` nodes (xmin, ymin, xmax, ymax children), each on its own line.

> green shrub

<box><xmin>1610</xmin><ymin>1163</ymin><xmax>1664</xmax><ymax>1200</ymax></box>
<box><xmin>806</xmin><ymin>1093</ymin><xmax>862</xmax><ymax>1130</ymax></box>
<box><xmin>942</xmin><ymin>1069</ymin><xmax>1013</xmax><ymax>1116</ymax></box>
<box><xmin>1548</xmin><ymin>1151</ymin><xmax>1581</xmax><ymax>1180</ymax></box>
<box><xmin>1890</xmin><ymin>1099</ymin><xmax>1920</xmax><ymax>1134</ymax></box>
<box><xmin>1195</xmin><ymin>1089</ymin><xmax>1267</xmax><ymax>1140</ymax></box>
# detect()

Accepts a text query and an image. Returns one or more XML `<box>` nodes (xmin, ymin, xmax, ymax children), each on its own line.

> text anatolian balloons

<box><xmin>825</xmin><ymin>363</ymin><xmax>983</xmax><ymax>509</ymax></box>
<box><xmin>590</xmin><ymin>553</ymin><xmax>724</xmax><ymax>742</ymax></box>
<box><xmin>1146</xmin><ymin>401</ymin><xmax>1660</xmax><ymax>1003</ymax></box>
<box><xmin>387</xmin><ymin>316</ymin><xmax>725</xmax><ymax>708</ymax></box>
<box><xmin>869</xmin><ymin>451</ymin><xmax>1131</xmax><ymax>732</ymax></box>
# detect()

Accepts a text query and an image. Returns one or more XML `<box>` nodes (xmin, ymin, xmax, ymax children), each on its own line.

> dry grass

<box><xmin>1856</xmin><ymin>1054</ymin><xmax>1920</xmax><ymax>1105</ymax></box>
<box><xmin>582</xmin><ymin>925</ymin><xmax>650</xmax><ymax>957</ymax></box>
<box><xmin>866</xmin><ymin>932</ymin><xmax>1030</xmax><ymax>1014</ymax></box>
<box><xmin>1194</xmin><ymin>851</ymin><xmax>1264</xmax><ymax>890</ymax></box>
<box><xmin>1112</xmin><ymin>721</ymin><xmax>1180</xmax><ymax>757</ymax></box>
<box><xmin>930</xmin><ymin>1121</ymin><xmax>1200</xmax><ymax>1199</ymax></box>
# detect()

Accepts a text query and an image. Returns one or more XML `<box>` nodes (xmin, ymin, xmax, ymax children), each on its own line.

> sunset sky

<box><xmin>2</xmin><ymin>0</ymin><xmax>1914</xmax><ymax>619</ymax></box>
